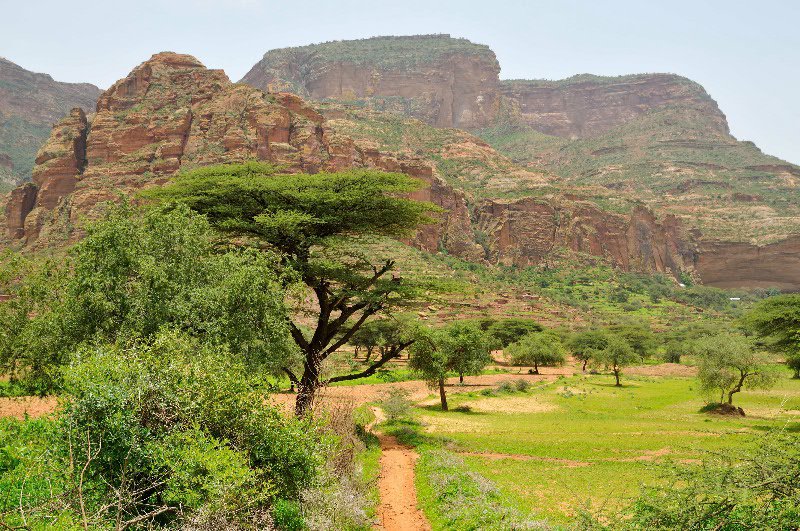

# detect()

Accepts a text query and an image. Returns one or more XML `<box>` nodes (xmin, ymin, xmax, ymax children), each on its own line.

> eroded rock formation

<box><xmin>3</xmin><ymin>52</ymin><xmax>473</xmax><ymax>255</ymax></box>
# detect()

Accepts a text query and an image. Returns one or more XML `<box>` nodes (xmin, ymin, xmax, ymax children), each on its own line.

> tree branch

<box><xmin>326</xmin><ymin>341</ymin><xmax>415</xmax><ymax>384</ymax></box>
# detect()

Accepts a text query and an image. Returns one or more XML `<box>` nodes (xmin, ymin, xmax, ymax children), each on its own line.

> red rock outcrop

<box><xmin>476</xmin><ymin>197</ymin><xmax>693</xmax><ymax>272</ymax></box>
<box><xmin>0</xmin><ymin>57</ymin><xmax>100</xmax><ymax>182</ymax></box>
<box><xmin>4</xmin><ymin>52</ymin><xmax>473</xmax><ymax>257</ymax></box>
<box><xmin>498</xmin><ymin>75</ymin><xmax>728</xmax><ymax>138</ymax></box>
<box><xmin>240</xmin><ymin>35</ymin><xmax>500</xmax><ymax>129</ymax></box>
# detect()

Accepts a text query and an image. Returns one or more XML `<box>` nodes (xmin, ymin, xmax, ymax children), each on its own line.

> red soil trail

<box><xmin>371</xmin><ymin>407</ymin><xmax>431</xmax><ymax>531</ymax></box>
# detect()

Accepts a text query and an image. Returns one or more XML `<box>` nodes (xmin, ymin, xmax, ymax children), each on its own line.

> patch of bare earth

<box><xmin>0</xmin><ymin>396</ymin><xmax>58</xmax><ymax>419</ymax></box>
<box><xmin>269</xmin><ymin>373</ymin><xmax>561</xmax><ymax>413</ymax></box>
<box><xmin>626</xmin><ymin>363</ymin><xmax>697</xmax><ymax>377</ymax></box>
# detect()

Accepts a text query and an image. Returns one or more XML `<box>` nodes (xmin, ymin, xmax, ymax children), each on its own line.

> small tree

<box><xmin>485</xmin><ymin>318</ymin><xmax>543</xmax><ymax>351</ymax></box>
<box><xmin>744</xmin><ymin>294</ymin><xmax>800</xmax><ymax>378</ymax></box>
<box><xmin>694</xmin><ymin>332</ymin><xmax>777</xmax><ymax>407</ymax></box>
<box><xmin>567</xmin><ymin>329</ymin><xmax>609</xmax><ymax>371</ymax></box>
<box><xmin>506</xmin><ymin>333</ymin><xmax>566</xmax><ymax>374</ymax></box>
<box><xmin>594</xmin><ymin>334</ymin><xmax>639</xmax><ymax>386</ymax></box>
<box><xmin>610</xmin><ymin>321</ymin><xmax>656</xmax><ymax>361</ymax></box>
<box><xmin>409</xmin><ymin>323</ymin><xmax>489</xmax><ymax>411</ymax></box>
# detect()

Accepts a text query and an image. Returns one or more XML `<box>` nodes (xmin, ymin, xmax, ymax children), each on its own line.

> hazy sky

<box><xmin>2</xmin><ymin>0</ymin><xmax>798</xmax><ymax>162</ymax></box>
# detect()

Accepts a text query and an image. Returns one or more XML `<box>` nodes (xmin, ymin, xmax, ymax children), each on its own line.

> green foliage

<box><xmin>694</xmin><ymin>332</ymin><xmax>777</xmax><ymax>405</ymax></box>
<box><xmin>609</xmin><ymin>320</ymin><xmax>656</xmax><ymax>360</ymax></box>
<box><xmin>0</xmin><ymin>202</ymin><xmax>295</xmax><ymax>393</ymax></box>
<box><xmin>505</xmin><ymin>332</ymin><xmax>566</xmax><ymax>374</ymax></box>
<box><xmin>594</xmin><ymin>333</ymin><xmax>640</xmax><ymax>386</ymax></box>
<box><xmin>485</xmin><ymin>318</ymin><xmax>543</xmax><ymax>350</ymax></box>
<box><xmin>380</xmin><ymin>387</ymin><xmax>413</xmax><ymax>421</ymax></box>
<box><xmin>622</xmin><ymin>430</ymin><xmax>800</xmax><ymax>530</ymax></box>
<box><xmin>410</xmin><ymin>322</ymin><xmax>490</xmax><ymax>410</ymax></box>
<box><xmin>58</xmin><ymin>330</ymin><xmax>324</xmax><ymax>526</ymax></box>
<box><xmin>568</xmin><ymin>329</ymin><xmax>610</xmax><ymax>370</ymax></box>
<box><xmin>146</xmin><ymin>162</ymin><xmax>436</xmax><ymax>257</ymax></box>
<box><xmin>272</xmin><ymin>499</ymin><xmax>307</xmax><ymax>531</ymax></box>
<box><xmin>745</xmin><ymin>294</ymin><xmax>800</xmax><ymax>377</ymax></box>
<box><xmin>149</xmin><ymin>162</ymin><xmax>438</xmax><ymax>414</ymax></box>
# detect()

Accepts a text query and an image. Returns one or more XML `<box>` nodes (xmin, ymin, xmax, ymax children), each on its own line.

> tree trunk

<box><xmin>295</xmin><ymin>356</ymin><xmax>322</xmax><ymax>417</ymax></box>
<box><xmin>582</xmin><ymin>359</ymin><xmax>588</xmax><ymax>371</ymax></box>
<box><xmin>614</xmin><ymin>367</ymin><xmax>621</xmax><ymax>386</ymax></box>
<box><xmin>728</xmin><ymin>370</ymin><xmax>747</xmax><ymax>405</ymax></box>
<box><xmin>438</xmin><ymin>378</ymin><xmax>448</xmax><ymax>412</ymax></box>
<box><xmin>533</xmin><ymin>361</ymin><xmax>539</xmax><ymax>375</ymax></box>
<box><xmin>365</xmin><ymin>347</ymin><xmax>373</xmax><ymax>362</ymax></box>
<box><xmin>459</xmin><ymin>372</ymin><xmax>464</xmax><ymax>384</ymax></box>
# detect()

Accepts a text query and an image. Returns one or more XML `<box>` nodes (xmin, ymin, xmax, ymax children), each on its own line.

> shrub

<box><xmin>56</xmin><ymin>330</ymin><xmax>325</xmax><ymax>527</ymax></box>
<box><xmin>273</xmin><ymin>499</ymin><xmax>307</xmax><ymax>531</ymax></box>
<box><xmin>380</xmin><ymin>387</ymin><xmax>413</xmax><ymax>421</ymax></box>
<box><xmin>515</xmin><ymin>379</ymin><xmax>531</xmax><ymax>392</ymax></box>
<box><xmin>497</xmin><ymin>380</ymin><xmax>515</xmax><ymax>393</ymax></box>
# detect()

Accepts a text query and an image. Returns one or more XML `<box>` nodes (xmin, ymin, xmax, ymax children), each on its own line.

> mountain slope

<box><xmin>0</xmin><ymin>58</ymin><xmax>101</xmax><ymax>191</ymax></box>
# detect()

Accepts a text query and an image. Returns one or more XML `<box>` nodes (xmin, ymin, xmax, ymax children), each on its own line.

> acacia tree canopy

<box><xmin>148</xmin><ymin>162</ymin><xmax>439</xmax><ymax>415</ymax></box>
<box><xmin>594</xmin><ymin>334</ymin><xmax>639</xmax><ymax>386</ymax></box>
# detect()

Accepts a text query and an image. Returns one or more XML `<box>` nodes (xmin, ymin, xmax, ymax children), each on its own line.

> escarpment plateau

<box><xmin>241</xmin><ymin>35</ymin><xmax>501</xmax><ymax>129</ymax></box>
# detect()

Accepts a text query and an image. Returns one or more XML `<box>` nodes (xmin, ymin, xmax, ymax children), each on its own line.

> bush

<box><xmin>497</xmin><ymin>380</ymin><xmax>515</xmax><ymax>393</ymax></box>
<box><xmin>55</xmin><ymin>330</ymin><xmax>325</xmax><ymax>528</ymax></box>
<box><xmin>380</xmin><ymin>387</ymin><xmax>413</xmax><ymax>421</ymax></box>
<box><xmin>273</xmin><ymin>499</ymin><xmax>307</xmax><ymax>531</ymax></box>
<box><xmin>515</xmin><ymin>379</ymin><xmax>531</xmax><ymax>392</ymax></box>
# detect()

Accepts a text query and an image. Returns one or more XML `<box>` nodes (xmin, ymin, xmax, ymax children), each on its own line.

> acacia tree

<box><xmin>506</xmin><ymin>332</ymin><xmax>566</xmax><ymax>374</ymax></box>
<box><xmin>149</xmin><ymin>162</ymin><xmax>437</xmax><ymax>415</ymax></box>
<box><xmin>409</xmin><ymin>322</ymin><xmax>489</xmax><ymax>411</ymax></box>
<box><xmin>610</xmin><ymin>321</ymin><xmax>656</xmax><ymax>362</ymax></box>
<box><xmin>744</xmin><ymin>294</ymin><xmax>800</xmax><ymax>378</ymax></box>
<box><xmin>694</xmin><ymin>332</ymin><xmax>777</xmax><ymax>407</ymax></box>
<box><xmin>567</xmin><ymin>329</ymin><xmax>609</xmax><ymax>371</ymax></box>
<box><xmin>595</xmin><ymin>334</ymin><xmax>639</xmax><ymax>386</ymax></box>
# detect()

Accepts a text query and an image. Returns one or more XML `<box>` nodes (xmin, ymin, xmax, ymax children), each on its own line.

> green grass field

<box><xmin>402</xmin><ymin>370</ymin><xmax>800</xmax><ymax>525</ymax></box>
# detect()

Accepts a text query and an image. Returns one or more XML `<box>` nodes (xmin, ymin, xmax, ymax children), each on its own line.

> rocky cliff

<box><xmin>0</xmin><ymin>57</ymin><xmax>100</xmax><ymax>190</ymax></box>
<box><xmin>476</xmin><ymin>197</ymin><xmax>692</xmax><ymax>272</ymax></box>
<box><xmin>3</xmin><ymin>52</ymin><xmax>474</xmax><ymax>254</ymax></box>
<box><xmin>241</xmin><ymin>35</ymin><xmax>501</xmax><ymax>129</ymax></box>
<box><xmin>497</xmin><ymin>74</ymin><xmax>728</xmax><ymax>139</ymax></box>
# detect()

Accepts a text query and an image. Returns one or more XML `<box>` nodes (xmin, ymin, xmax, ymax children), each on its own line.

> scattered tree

<box><xmin>694</xmin><ymin>332</ymin><xmax>777</xmax><ymax>407</ymax></box>
<box><xmin>594</xmin><ymin>334</ymin><xmax>639</xmax><ymax>386</ymax></box>
<box><xmin>148</xmin><ymin>162</ymin><xmax>437</xmax><ymax>416</ymax></box>
<box><xmin>610</xmin><ymin>320</ymin><xmax>656</xmax><ymax>361</ymax></box>
<box><xmin>409</xmin><ymin>323</ymin><xmax>489</xmax><ymax>411</ymax></box>
<box><xmin>567</xmin><ymin>329</ymin><xmax>609</xmax><ymax>371</ymax></box>
<box><xmin>506</xmin><ymin>332</ymin><xmax>566</xmax><ymax>374</ymax></box>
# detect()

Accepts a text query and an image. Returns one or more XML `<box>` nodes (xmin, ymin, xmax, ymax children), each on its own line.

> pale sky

<box><xmin>2</xmin><ymin>0</ymin><xmax>798</xmax><ymax>163</ymax></box>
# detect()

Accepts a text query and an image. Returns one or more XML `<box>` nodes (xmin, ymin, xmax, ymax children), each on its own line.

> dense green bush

<box><xmin>0</xmin><ymin>202</ymin><xmax>297</xmax><ymax>394</ymax></box>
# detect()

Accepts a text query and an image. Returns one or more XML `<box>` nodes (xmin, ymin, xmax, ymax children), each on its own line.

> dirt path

<box><xmin>372</xmin><ymin>408</ymin><xmax>431</xmax><ymax>531</ymax></box>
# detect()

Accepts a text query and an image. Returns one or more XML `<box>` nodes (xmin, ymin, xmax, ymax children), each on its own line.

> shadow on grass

<box><xmin>752</xmin><ymin>421</ymin><xmax>800</xmax><ymax>433</ymax></box>
<box><xmin>381</xmin><ymin>418</ymin><xmax>456</xmax><ymax>448</ymax></box>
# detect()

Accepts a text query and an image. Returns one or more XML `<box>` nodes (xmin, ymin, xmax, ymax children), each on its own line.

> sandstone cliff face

<box><xmin>0</xmin><ymin>57</ymin><xmax>100</xmax><ymax>185</ymax></box>
<box><xmin>476</xmin><ymin>197</ymin><xmax>692</xmax><ymax>271</ymax></box>
<box><xmin>240</xmin><ymin>35</ymin><xmax>500</xmax><ymax>129</ymax></box>
<box><xmin>498</xmin><ymin>74</ymin><xmax>728</xmax><ymax>139</ymax></box>
<box><xmin>695</xmin><ymin>238</ymin><xmax>800</xmax><ymax>290</ymax></box>
<box><xmin>3</xmin><ymin>52</ymin><xmax>473</xmax><ymax>256</ymax></box>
